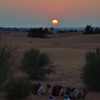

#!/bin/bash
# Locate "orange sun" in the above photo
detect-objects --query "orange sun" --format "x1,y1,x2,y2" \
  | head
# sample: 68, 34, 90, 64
52, 19, 58, 25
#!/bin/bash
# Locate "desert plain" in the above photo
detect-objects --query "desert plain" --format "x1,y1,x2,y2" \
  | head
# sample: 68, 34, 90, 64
1, 31, 100, 100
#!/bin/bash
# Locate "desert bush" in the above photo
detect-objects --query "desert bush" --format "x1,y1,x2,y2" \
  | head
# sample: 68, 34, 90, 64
82, 48, 100, 92
21, 48, 55, 79
85, 48, 100, 62
0, 41, 17, 93
5, 77, 31, 100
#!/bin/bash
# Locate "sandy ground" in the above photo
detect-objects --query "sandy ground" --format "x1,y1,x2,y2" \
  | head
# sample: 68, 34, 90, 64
1, 32, 100, 100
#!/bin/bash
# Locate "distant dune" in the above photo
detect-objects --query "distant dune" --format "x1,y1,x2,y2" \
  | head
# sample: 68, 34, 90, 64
1, 32, 100, 100
48, 32, 83, 38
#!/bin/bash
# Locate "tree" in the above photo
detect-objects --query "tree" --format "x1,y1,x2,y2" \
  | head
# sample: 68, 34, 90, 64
84, 25, 100, 35
84, 25, 94, 34
95, 27, 100, 34
44, 27, 48, 33
27, 27, 49, 38
21, 48, 55, 79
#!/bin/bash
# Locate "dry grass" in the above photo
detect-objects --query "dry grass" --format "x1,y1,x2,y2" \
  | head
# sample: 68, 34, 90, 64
1, 32, 100, 100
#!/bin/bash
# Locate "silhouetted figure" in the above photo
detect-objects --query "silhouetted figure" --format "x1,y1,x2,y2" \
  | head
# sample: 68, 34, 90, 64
52, 85, 64, 96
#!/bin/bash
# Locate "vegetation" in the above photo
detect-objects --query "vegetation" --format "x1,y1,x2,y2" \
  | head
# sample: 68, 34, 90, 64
21, 48, 55, 79
5, 77, 31, 100
84, 25, 100, 34
0, 41, 17, 93
27, 27, 52, 38
58, 29, 78, 33
82, 48, 100, 92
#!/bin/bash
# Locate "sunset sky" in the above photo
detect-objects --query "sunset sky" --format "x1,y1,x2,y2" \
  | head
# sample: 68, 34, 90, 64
0, 0, 100, 28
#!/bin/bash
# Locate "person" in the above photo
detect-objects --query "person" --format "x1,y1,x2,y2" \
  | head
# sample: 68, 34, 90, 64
69, 88, 82, 99
31, 83, 41, 94
38, 84, 51, 95
65, 87, 72, 95
82, 89, 88, 100
31, 83, 51, 95
52, 85, 64, 96
64, 95, 70, 100
49, 95, 54, 100
37, 83, 44, 95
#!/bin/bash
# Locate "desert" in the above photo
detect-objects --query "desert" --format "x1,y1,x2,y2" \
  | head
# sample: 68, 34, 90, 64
1, 32, 100, 100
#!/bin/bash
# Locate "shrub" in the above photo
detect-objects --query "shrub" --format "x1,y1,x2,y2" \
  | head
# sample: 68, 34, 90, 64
21, 48, 55, 79
0, 41, 17, 93
82, 48, 100, 92
5, 77, 31, 100
85, 48, 100, 62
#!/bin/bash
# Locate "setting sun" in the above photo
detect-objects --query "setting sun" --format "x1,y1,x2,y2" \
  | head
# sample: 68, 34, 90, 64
52, 19, 58, 25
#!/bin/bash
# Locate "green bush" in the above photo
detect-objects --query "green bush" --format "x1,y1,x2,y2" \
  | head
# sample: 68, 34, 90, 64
82, 48, 100, 92
85, 48, 100, 62
5, 77, 31, 100
21, 48, 55, 79
0, 42, 17, 93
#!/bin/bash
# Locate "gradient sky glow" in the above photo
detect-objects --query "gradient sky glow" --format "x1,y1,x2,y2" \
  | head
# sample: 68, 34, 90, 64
0, 0, 100, 28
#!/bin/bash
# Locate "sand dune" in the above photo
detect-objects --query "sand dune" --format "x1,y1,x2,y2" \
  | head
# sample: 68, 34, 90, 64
1, 32, 100, 100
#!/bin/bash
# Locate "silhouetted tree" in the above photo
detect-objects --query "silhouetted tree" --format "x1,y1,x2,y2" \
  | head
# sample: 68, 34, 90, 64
44, 27, 48, 33
27, 27, 50, 38
95, 27, 100, 33
51, 27, 53, 31
84, 25, 100, 35
84, 25, 94, 34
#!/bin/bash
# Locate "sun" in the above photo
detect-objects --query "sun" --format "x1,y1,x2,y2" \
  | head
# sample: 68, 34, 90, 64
52, 19, 58, 25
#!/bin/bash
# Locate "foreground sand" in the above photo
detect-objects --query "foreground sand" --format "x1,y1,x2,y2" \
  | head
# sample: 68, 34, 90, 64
1, 32, 100, 100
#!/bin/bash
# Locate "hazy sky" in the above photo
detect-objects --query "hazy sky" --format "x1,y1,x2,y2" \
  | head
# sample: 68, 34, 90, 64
0, 0, 100, 28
